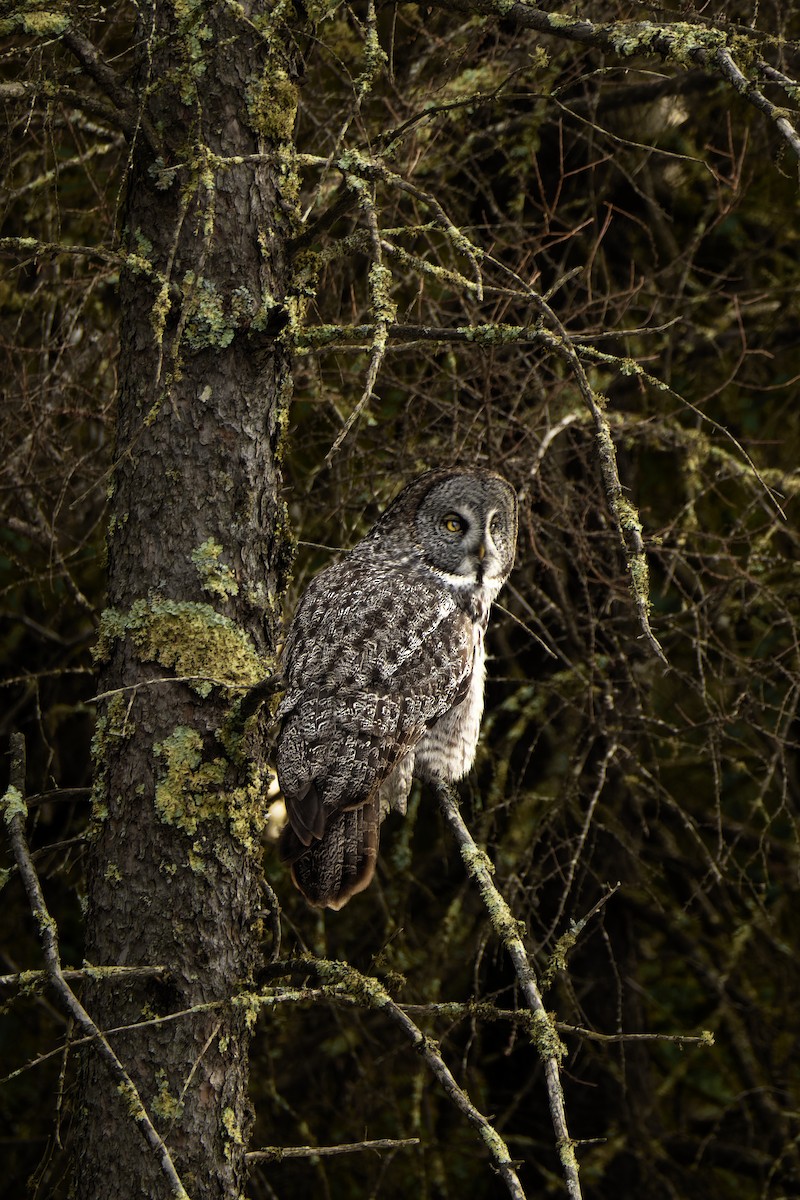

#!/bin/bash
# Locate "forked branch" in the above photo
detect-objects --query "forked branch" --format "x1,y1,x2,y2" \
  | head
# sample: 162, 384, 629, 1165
2, 734, 188, 1200
435, 781, 582, 1200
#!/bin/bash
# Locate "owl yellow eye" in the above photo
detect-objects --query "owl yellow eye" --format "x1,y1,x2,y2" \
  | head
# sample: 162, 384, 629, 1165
442, 513, 465, 534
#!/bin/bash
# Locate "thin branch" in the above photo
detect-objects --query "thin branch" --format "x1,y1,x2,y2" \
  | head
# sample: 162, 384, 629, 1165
269, 960, 528, 1200
422, 2, 800, 164
60, 27, 159, 151
0, 965, 169, 991
0, 236, 122, 267
2, 734, 189, 1200
716, 47, 800, 166
247, 1137, 420, 1162
434, 782, 582, 1200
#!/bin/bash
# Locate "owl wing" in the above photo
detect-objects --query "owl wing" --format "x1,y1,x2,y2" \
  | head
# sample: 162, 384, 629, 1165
275, 556, 474, 906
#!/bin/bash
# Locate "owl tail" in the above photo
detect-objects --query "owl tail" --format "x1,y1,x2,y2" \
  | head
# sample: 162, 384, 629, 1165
278, 797, 381, 910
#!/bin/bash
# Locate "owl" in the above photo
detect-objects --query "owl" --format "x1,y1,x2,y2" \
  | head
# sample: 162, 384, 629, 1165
276, 467, 518, 909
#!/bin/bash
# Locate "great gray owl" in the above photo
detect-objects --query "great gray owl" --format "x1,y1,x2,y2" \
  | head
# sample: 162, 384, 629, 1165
276, 467, 518, 909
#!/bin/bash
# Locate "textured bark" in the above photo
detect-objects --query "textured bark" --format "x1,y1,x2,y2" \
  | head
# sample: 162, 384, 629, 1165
76, 5, 297, 1197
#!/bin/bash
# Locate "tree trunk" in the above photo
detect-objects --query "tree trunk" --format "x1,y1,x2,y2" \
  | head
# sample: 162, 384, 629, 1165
77, 5, 298, 1196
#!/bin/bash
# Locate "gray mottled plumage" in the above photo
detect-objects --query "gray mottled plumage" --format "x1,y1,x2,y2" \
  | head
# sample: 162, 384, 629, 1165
276, 467, 518, 909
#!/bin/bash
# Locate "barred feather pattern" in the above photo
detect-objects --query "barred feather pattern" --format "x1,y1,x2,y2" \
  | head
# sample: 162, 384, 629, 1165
276, 468, 517, 909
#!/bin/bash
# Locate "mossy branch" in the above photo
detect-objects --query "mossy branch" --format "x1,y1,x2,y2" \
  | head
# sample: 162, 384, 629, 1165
434, 781, 582, 1200
2, 734, 189, 1200
267, 957, 528, 1200
423, 2, 800, 166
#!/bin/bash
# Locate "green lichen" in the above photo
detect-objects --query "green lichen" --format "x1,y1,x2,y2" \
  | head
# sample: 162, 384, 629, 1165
148, 157, 179, 191
152, 1069, 184, 1121
461, 322, 525, 346
94, 596, 267, 697
222, 1105, 244, 1159
88, 691, 136, 831
609, 19, 726, 64
232, 990, 262, 1030
153, 726, 228, 835
116, 1078, 148, 1121
367, 263, 397, 328
151, 280, 172, 345
613, 496, 652, 615
2, 785, 26, 827
188, 843, 207, 874
190, 538, 240, 599
0, 9, 69, 36
152, 726, 268, 851
222, 766, 271, 852
172, 0, 213, 105
182, 271, 235, 351
356, 17, 388, 98
104, 863, 122, 884
305, 0, 341, 19
530, 1010, 567, 1062
247, 67, 299, 144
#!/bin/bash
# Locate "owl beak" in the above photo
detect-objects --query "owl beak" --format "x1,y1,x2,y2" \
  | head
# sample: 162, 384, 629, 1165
477, 542, 486, 561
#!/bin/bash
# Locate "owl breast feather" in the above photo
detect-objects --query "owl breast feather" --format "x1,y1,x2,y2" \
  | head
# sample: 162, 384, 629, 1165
276, 555, 476, 843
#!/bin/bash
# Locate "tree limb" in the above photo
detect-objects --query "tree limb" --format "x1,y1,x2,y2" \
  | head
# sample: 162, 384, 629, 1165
60, 27, 159, 151
2, 734, 189, 1200
269, 959, 528, 1200
247, 1137, 420, 1161
422, 2, 800, 164
434, 782, 582, 1200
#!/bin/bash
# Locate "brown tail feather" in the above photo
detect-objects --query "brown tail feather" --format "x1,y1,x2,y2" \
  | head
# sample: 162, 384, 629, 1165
283, 798, 381, 910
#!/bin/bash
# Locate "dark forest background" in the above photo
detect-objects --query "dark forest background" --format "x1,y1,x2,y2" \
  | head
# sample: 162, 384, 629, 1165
2, 2, 800, 1197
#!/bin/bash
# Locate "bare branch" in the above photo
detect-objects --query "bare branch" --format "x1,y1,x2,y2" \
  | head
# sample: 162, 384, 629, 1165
247, 1137, 420, 1162
60, 27, 159, 150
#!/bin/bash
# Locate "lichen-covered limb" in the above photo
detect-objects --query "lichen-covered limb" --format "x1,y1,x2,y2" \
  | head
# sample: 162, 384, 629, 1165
716, 46, 800, 167
325, 193, 395, 464
280, 958, 528, 1200
0, 235, 125, 266
434, 782, 582, 1200
2, 734, 189, 1200
424, 1, 800, 165
0, 964, 169, 991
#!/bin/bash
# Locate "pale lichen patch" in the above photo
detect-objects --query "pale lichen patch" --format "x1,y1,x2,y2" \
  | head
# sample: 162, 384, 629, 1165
190, 538, 240, 599
94, 596, 267, 697
153, 726, 228, 835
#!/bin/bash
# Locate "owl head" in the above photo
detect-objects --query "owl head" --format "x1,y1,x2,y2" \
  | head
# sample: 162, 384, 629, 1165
368, 467, 518, 594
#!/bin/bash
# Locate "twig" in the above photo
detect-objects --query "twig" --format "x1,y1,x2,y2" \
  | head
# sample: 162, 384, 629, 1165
273, 959, 527, 1200
2, 733, 190, 1200
716, 47, 800, 167
60, 27, 159, 151
434, 782, 582, 1200
324, 171, 394, 464
542, 744, 618, 945
0, 964, 169, 990
247, 1137, 420, 1162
